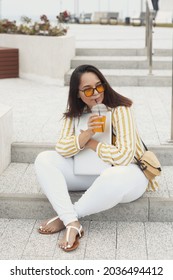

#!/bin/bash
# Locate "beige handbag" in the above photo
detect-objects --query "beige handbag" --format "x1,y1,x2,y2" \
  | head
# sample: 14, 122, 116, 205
135, 141, 162, 181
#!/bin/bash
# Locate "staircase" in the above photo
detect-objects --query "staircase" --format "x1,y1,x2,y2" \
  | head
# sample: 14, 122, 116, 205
0, 45, 173, 223
65, 47, 172, 87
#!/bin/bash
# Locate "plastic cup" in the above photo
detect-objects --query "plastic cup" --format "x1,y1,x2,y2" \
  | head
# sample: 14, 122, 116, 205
92, 115, 106, 133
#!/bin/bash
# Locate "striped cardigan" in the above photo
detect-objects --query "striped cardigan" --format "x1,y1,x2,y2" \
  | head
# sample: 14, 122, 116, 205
55, 106, 158, 191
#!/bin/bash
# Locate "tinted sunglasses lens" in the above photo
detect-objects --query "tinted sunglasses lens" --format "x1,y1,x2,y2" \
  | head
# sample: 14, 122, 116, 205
84, 88, 93, 97
96, 84, 104, 93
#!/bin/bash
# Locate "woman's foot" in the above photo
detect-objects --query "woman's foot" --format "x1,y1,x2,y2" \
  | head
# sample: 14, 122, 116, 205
58, 221, 84, 252
38, 216, 65, 234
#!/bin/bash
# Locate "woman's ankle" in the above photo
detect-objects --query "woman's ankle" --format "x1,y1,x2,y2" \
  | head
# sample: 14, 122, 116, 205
66, 220, 80, 228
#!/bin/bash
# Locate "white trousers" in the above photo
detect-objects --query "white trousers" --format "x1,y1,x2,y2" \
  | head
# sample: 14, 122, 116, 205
34, 151, 148, 226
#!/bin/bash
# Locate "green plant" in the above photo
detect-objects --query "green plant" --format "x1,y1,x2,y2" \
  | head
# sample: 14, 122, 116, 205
0, 19, 18, 33
0, 15, 68, 36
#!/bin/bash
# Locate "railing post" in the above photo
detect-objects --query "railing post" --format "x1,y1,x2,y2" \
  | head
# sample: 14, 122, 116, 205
148, 13, 153, 75
171, 35, 173, 141
0, 0, 2, 20
167, 35, 173, 143
145, 0, 153, 75
145, 1, 149, 48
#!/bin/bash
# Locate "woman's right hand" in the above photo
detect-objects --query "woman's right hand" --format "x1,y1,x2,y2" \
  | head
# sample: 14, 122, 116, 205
78, 114, 103, 150
87, 114, 103, 135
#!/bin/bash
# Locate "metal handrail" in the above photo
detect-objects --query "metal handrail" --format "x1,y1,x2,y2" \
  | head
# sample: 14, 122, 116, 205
145, 0, 154, 75
171, 35, 173, 141
145, 2, 149, 47
167, 34, 173, 143
0, 0, 2, 20
145, 2, 173, 142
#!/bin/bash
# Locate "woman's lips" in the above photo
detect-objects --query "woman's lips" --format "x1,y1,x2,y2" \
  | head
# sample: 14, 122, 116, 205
94, 97, 101, 103
91, 93, 103, 104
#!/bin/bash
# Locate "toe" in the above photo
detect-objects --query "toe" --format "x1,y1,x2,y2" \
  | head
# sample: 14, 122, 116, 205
58, 239, 67, 249
65, 244, 72, 249
39, 219, 49, 228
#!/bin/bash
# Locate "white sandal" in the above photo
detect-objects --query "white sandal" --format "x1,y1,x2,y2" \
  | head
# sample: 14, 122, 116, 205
60, 225, 84, 252
38, 216, 63, 234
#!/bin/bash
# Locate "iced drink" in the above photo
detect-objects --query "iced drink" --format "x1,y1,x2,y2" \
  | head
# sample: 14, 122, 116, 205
92, 115, 106, 133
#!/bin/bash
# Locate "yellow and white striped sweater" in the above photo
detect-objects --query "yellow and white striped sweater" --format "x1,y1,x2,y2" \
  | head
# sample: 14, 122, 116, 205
55, 106, 158, 191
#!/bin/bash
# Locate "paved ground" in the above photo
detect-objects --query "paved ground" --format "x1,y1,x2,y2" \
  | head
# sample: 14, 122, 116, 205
68, 24, 173, 49
1, 218, 173, 260
0, 79, 171, 145
0, 24, 173, 260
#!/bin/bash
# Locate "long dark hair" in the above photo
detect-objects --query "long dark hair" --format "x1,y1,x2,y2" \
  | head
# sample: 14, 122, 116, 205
64, 64, 132, 118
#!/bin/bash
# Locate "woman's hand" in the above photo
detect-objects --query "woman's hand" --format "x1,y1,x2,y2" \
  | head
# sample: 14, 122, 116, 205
78, 114, 103, 150
87, 114, 103, 134
78, 114, 102, 148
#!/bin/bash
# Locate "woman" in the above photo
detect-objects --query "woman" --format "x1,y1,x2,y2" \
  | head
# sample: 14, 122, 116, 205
35, 64, 152, 252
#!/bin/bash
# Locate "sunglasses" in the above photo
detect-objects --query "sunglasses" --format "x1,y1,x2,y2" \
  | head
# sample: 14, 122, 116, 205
79, 83, 105, 97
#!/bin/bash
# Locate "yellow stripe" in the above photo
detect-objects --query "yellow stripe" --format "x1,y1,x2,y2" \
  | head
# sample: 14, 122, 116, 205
110, 148, 130, 163
58, 137, 75, 145
112, 107, 131, 163
67, 118, 73, 136
60, 147, 78, 156
115, 107, 123, 156
117, 107, 128, 161
100, 107, 126, 163
56, 142, 76, 151
137, 136, 144, 153
100, 107, 135, 165
97, 143, 102, 157
122, 107, 135, 165
61, 118, 68, 138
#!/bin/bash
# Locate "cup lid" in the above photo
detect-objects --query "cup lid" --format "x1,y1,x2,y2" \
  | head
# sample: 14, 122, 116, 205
92, 103, 107, 112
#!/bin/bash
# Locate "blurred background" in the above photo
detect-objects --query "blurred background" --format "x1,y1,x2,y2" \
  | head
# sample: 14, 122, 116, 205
0, 0, 172, 24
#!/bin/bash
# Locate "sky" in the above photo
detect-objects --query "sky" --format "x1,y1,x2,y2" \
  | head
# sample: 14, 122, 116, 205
0, 0, 144, 20
0, 0, 172, 21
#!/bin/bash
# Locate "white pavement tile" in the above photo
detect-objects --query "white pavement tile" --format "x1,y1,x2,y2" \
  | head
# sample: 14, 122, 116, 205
163, 166, 173, 192
146, 90, 171, 144
21, 256, 53, 260
17, 164, 41, 194
0, 78, 172, 145
0, 163, 29, 193
0, 78, 68, 142
1, 219, 173, 260
145, 222, 173, 260
0, 219, 35, 259
0, 219, 10, 235
116, 222, 147, 260
84, 221, 116, 260
22, 220, 58, 258
131, 89, 161, 145
33, 115, 63, 143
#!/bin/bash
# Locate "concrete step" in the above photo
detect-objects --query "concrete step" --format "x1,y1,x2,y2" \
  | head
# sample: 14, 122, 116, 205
71, 56, 172, 69
0, 163, 173, 222
76, 48, 172, 57
11, 142, 173, 166
65, 69, 171, 87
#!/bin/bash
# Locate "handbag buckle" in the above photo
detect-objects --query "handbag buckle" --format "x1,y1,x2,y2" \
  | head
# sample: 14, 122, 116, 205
139, 162, 147, 171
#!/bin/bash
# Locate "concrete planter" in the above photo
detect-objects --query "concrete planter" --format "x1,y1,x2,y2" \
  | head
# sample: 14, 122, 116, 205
0, 34, 75, 84
0, 103, 13, 175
